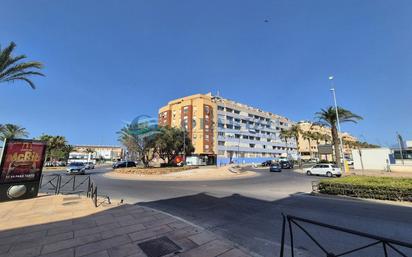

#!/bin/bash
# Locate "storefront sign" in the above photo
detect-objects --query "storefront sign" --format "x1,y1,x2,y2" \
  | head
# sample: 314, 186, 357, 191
0, 139, 47, 201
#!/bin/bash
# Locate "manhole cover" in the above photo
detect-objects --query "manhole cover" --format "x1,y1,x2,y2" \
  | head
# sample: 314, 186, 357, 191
138, 236, 182, 257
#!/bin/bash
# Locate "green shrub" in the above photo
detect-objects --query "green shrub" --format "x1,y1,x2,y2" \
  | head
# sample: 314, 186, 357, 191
317, 176, 412, 201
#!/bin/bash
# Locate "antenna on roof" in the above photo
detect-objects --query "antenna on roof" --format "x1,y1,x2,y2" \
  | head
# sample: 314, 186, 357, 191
216, 90, 220, 98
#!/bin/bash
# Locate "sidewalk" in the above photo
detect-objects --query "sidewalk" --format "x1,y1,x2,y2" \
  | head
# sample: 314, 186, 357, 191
0, 195, 252, 257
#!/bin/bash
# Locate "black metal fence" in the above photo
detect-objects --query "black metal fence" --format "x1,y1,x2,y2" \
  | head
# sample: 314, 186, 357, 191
40, 174, 110, 207
280, 214, 412, 257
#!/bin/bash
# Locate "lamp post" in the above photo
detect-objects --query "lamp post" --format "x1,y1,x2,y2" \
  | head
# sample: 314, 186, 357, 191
329, 76, 346, 172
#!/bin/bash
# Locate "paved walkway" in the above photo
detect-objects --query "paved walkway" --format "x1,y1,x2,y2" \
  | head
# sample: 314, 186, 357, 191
0, 195, 252, 257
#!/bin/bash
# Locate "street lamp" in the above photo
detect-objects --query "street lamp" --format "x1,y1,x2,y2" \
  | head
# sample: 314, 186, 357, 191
329, 76, 346, 172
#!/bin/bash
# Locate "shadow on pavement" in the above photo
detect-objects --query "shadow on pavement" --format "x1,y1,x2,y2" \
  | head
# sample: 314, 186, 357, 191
139, 192, 412, 257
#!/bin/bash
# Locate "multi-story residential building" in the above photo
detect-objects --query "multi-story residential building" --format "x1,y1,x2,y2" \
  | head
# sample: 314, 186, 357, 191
297, 121, 358, 160
158, 93, 297, 165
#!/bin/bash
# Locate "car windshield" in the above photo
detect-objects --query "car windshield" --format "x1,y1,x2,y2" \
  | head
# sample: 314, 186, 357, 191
332, 164, 339, 168
70, 163, 83, 166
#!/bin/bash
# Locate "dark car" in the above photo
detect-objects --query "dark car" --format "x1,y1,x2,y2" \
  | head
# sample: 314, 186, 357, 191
279, 160, 293, 169
269, 163, 282, 172
112, 161, 136, 169
261, 160, 273, 167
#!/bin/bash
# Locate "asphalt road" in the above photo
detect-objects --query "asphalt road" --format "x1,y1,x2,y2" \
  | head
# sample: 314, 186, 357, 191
43, 166, 412, 257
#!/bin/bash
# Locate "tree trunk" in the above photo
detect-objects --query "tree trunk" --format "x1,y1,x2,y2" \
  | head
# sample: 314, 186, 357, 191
331, 125, 341, 168
307, 139, 312, 159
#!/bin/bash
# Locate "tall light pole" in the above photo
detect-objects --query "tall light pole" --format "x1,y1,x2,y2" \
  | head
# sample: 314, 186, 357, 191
329, 76, 346, 172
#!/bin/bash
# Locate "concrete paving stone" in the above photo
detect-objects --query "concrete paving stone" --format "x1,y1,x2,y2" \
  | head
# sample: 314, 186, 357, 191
142, 216, 176, 228
5, 245, 42, 257
43, 231, 74, 245
107, 242, 143, 257
178, 240, 233, 257
42, 233, 102, 255
166, 226, 202, 242
0, 244, 10, 254
94, 214, 117, 226
115, 215, 139, 226
217, 248, 251, 257
47, 220, 97, 236
101, 223, 146, 240
128, 225, 173, 242
81, 250, 110, 257
75, 222, 120, 238
75, 234, 132, 257
2, 230, 46, 248
187, 231, 217, 246
23, 220, 72, 234
129, 215, 158, 225
38, 248, 74, 257
168, 221, 191, 230
0, 229, 25, 240
174, 238, 198, 252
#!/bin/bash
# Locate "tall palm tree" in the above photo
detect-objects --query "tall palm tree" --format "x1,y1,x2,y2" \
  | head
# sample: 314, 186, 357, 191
0, 42, 44, 89
302, 131, 314, 159
279, 129, 292, 155
310, 131, 323, 159
315, 106, 362, 167
0, 124, 29, 141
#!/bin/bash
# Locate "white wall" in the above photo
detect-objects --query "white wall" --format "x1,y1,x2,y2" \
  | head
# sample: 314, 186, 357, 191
352, 148, 391, 171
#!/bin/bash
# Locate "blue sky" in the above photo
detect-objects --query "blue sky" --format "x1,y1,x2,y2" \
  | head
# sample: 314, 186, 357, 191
1, 0, 411, 146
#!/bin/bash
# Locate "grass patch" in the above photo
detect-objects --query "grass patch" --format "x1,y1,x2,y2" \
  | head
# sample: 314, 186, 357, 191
115, 166, 198, 175
318, 176, 412, 201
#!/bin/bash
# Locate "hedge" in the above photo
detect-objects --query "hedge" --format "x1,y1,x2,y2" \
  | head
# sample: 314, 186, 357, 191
317, 176, 412, 202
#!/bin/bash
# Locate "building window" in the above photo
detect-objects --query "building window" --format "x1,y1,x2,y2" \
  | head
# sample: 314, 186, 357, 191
218, 141, 225, 146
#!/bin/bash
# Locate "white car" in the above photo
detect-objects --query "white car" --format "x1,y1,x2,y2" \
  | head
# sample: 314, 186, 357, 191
306, 164, 342, 177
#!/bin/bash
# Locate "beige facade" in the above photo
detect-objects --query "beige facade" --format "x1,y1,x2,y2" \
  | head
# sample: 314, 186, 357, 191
159, 93, 298, 164
158, 93, 217, 156
297, 121, 357, 160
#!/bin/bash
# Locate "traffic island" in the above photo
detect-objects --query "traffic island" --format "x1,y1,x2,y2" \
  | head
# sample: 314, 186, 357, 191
114, 166, 199, 175
106, 166, 259, 181
314, 176, 412, 202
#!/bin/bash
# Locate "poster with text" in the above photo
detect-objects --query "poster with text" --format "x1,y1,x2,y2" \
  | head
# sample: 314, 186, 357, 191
0, 139, 47, 184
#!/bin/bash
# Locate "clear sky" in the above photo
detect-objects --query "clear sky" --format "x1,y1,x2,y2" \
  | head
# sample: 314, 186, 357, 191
1, 0, 411, 147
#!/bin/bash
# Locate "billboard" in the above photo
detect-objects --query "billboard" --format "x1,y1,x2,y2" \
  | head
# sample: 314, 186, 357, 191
0, 139, 47, 201
318, 144, 333, 155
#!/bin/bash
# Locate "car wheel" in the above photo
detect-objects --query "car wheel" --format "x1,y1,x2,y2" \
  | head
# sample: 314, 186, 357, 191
306, 171, 311, 176
326, 171, 332, 177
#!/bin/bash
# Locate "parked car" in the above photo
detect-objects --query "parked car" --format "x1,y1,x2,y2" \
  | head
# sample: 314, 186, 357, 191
261, 160, 273, 167
306, 164, 342, 177
66, 162, 86, 175
269, 163, 282, 172
279, 160, 293, 169
112, 161, 136, 169
85, 162, 95, 169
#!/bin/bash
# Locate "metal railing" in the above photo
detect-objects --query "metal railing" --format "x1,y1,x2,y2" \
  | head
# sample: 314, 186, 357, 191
280, 214, 412, 257
40, 174, 110, 207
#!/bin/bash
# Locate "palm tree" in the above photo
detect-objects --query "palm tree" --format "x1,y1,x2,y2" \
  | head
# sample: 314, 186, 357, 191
0, 124, 29, 141
310, 131, 323, 159
279, 129, 292, 155
302, 131, 314, 159
0, 42, 44, 89
315, 107, 362, 167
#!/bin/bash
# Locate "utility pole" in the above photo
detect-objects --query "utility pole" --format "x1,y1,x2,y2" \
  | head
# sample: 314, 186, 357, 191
329, 76, 346, 172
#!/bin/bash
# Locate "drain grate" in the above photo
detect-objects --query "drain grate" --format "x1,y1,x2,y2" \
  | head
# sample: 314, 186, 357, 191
138, 236, 182, 257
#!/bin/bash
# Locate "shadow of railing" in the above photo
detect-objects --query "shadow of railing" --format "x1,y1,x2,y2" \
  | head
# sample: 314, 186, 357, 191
280, 214, 412, 257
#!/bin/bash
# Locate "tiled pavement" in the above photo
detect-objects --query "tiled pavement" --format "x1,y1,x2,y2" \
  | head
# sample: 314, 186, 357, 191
0, 195, 253, 257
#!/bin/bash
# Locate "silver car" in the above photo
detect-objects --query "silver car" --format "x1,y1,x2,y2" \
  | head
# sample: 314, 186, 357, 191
66, 162, 86, 175
85, 162, 95, 169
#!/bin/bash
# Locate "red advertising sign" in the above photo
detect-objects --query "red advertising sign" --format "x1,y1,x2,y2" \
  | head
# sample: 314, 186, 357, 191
0, 139, 47, 183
